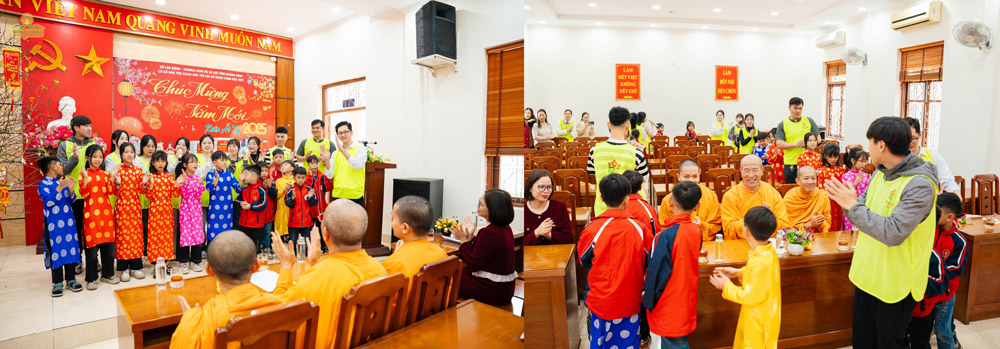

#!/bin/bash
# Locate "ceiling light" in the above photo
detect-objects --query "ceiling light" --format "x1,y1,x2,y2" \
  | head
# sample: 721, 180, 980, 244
650, 23, 657, 27
331, 6, 342, 13
858, 7, 867, 11
702, 25, 709, 29
588, 3, 597, 7
539, 20, 546, 24
771, 11, 779, 16
824, 21, 832, 25
154, 0, 166, 5
752, 28, 759, 31
596, 22, 603, 26
524, 5, 530, 10
713, 8, 722, 13
230, 14, 239, 21
287, 27, 295, 33
652, 5, 661, 10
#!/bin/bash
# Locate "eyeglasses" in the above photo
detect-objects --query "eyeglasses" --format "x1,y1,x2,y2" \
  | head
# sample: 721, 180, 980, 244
535, 185, 553, 192
337, 131, 351, 135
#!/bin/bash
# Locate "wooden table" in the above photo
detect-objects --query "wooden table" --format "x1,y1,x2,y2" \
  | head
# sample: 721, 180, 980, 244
954, 216, 1000, 323
523, 244, 579, 349
359, 299, 524, 348
690, 232, 856, 348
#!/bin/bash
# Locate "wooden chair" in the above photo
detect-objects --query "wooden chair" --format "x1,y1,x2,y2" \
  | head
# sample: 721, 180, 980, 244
695, 135, 711, 144
550, 190, 578, 239
214, 300, 320, 349
594, 136, 609, 142
666, 155, 694, 171
955, 175, 972, 214
575, 137, 592, 145
532, 156, 560, 175
777, 184, 797, 197
762, 165, 775, 187
539, 148, 565, 163
649, 140, 668, 155
652, 135, 669, 143
662, 146, 683, 158
405, 256, 462, 326
664, 169, 679, 187
563, 141, 584, 152
554, 169, 590, 208
684, 147, 705, 158
708, 168, 737, 182
696, 154, 721, 167
524, 148, 538, 170
535, 141, 556, 150
971, 174, 999, 216
673, 135, 687, 144
570, 146, 591, 158
675, 140, 695, 148
820, 140, 840, 148
862, 163, 876, 176
335, 273, 408, 349
846, 144, 864, 151
706, 140, 724, 152
553, 137, 567, 147
566, 155, 589, 171
730, 153, 749, 180
712, 174, 733, 201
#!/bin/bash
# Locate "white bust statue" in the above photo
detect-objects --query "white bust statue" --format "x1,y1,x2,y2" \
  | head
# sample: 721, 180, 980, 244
47, 96, 76, 130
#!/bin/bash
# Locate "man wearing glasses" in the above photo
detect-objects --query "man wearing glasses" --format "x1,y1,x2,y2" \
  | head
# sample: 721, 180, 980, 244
329, 121, 367, 207
720, 155, 790, 239
902, 117, 958, 194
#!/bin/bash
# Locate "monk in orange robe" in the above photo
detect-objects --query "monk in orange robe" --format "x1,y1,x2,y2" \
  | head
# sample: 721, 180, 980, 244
271, 199, 387, 349
721, 155, 789, 239
659, 160, 722, 241
383, 196, 448, 278
782, 166, 832, 234
170, 230, 283, 349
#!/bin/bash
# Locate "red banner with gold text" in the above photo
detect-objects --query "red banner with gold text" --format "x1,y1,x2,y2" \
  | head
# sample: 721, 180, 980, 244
112, 58, 276, 148
615, 64, 640, 100
716, 65, 738, 101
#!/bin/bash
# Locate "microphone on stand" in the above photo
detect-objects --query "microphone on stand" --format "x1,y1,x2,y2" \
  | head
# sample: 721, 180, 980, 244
361, 140, 377, 146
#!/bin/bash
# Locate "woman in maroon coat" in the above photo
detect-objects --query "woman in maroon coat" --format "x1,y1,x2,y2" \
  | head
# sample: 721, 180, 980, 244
454, 189, 517, 306
524, 169, 573, 245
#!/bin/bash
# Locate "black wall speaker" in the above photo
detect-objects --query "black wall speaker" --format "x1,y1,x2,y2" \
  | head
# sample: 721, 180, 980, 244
391, 178, 444, 242
416, 1, 457, 60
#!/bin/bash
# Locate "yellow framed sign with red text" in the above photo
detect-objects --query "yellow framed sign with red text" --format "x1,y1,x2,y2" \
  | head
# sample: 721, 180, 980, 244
615, 64, 640, 100
715, 65, 738, 101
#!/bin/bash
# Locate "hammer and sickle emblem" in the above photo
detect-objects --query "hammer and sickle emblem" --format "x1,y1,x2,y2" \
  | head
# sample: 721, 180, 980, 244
25, 39, 66, 72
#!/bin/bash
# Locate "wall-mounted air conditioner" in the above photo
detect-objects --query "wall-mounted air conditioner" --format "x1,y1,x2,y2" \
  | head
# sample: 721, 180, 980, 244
815, 31, 846, 48
890, 1, 942, 31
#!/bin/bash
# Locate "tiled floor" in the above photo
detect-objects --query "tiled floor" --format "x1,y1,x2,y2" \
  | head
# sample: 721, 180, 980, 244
576, 303, 1000, 349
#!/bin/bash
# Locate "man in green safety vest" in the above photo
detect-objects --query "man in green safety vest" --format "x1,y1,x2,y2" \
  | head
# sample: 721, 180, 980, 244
587, 106, 649, 216
329, 121, 367, 207
774, 97, 818, 184
57, 115, 97, 272
296, 120, 336, 172
826, 116, 939, 349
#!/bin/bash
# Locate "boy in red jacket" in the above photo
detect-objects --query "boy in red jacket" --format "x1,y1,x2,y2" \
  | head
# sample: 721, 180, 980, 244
305, 155, 333, 227
643, 181, 702, 348
285, 167, 319, 244
237, 165, 269, 251
578, 173, 652, 349
906, 192, 968, 349
623, 169, 658, 346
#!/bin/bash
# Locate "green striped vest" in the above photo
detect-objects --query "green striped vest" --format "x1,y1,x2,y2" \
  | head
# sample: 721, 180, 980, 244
592, 141, 644, 215
782, 117, 812, 165
64, 139, 96, 198
559, 120, 574, 142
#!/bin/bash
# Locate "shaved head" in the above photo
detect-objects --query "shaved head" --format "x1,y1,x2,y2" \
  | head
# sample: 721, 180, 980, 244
741, 154, 763, 168
678, 160, 701, 184
740, 155, 763, 191
323, 199, 368, 247
797, 166, 818, 192
797, 166, 816, 178
207, 230, 257, 282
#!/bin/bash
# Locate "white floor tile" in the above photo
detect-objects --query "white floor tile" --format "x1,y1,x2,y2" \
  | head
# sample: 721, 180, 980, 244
0, 305, 53, 341
0, 330, 52, 348
52, 283, 119, 329
0, 287, 54, 315
0, 272, 51, 295
53, 318, 118, 349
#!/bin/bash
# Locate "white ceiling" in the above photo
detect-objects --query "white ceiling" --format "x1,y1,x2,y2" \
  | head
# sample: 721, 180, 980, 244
99, 0, 427, 39
525, 0, 914, 33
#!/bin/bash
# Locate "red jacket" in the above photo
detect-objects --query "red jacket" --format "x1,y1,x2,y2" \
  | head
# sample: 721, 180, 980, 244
307, 172, 332, 219
913, 222, 969, 317
643, 215, 701, 337
625, 194, 660, 233
238, 182, 268, 228
578, 209, 652, 320
285, 183, 319, 228
263, 182, 276, 223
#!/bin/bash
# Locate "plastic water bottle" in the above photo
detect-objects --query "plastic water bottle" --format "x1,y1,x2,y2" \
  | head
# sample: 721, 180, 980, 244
296, 237, 307, 262
714, 234, 725, 263
154, 257, 167, 290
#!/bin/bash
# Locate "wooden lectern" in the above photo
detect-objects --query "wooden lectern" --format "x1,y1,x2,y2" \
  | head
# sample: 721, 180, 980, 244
362, 162, 396, 256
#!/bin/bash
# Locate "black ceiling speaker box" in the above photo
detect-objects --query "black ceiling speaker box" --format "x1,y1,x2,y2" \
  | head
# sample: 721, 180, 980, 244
416, 1, 457, 60
391, 178, 444, 242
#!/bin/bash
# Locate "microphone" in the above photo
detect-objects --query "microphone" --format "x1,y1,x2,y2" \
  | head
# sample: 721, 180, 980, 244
361, 140, 377, 146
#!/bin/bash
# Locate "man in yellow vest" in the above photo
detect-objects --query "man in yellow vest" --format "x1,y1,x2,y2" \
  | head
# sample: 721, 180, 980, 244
902, 117, 959, 194
57, 115, 96, 273
587, 106, 649, 215
266, 126, 294, 166
826, 117, 939, 349
774, 97, 818, 184
296, 119, 336, 171
329, 121, 367, 207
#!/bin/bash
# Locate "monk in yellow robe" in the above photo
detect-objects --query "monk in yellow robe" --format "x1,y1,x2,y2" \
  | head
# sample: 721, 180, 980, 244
170, 230, 283, 349
782, 166, 832, 234
721, 155, 789, 239
659, 159, 722, 241
271, 199, 388, 349
383, 196, 448, 278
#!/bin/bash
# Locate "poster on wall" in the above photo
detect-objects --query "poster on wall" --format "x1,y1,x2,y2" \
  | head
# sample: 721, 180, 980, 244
112, 58, 276, 149
615, 64, 640, 100
715, 65, 738, 101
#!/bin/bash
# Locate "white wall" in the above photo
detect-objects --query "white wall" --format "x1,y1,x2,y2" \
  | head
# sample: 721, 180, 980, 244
815, 0, 1000, 178
295, 0, 525, 239
525, 26, 826, 138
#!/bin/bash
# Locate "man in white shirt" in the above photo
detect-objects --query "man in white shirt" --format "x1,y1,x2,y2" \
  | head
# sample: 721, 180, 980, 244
903, 117, 959, 193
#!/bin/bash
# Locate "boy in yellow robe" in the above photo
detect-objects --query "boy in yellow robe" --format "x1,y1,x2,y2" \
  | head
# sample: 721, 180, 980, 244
782, 166, 832, 234
721, 155, 789, 239
658, 160, 722, 241
383, 196, 448, 278
170, 230, 283, 349
271, 199, 387, 348
710, 206, 782, 349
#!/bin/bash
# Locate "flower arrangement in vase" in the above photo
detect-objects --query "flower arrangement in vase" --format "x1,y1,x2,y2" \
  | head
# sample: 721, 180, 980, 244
433, 217, 460, 246
24, 125, 107, 156
780, 227, 814, 256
